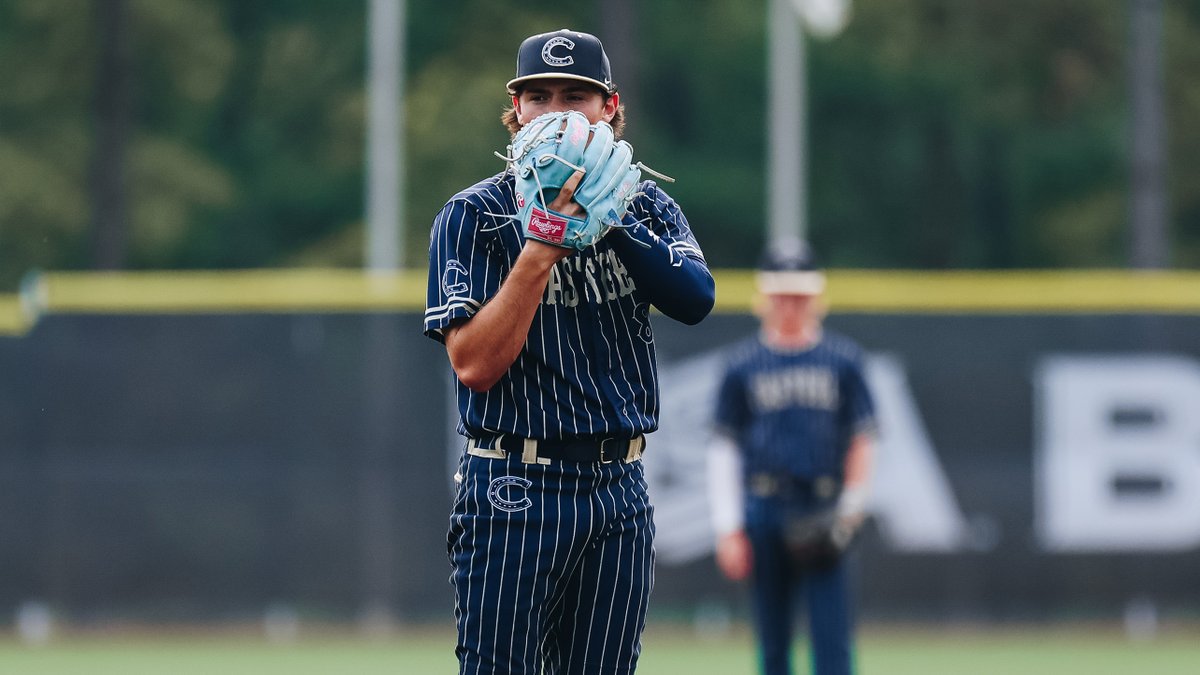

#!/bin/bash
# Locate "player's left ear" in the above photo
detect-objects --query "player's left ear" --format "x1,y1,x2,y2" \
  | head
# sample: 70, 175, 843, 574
601, 92, 619, 124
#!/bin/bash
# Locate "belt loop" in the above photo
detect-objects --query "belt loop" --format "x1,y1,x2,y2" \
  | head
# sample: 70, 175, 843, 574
467, 438, 507, 460
749, 473, 777, 497
522, 437, 549, 465
623, 435, 645, 463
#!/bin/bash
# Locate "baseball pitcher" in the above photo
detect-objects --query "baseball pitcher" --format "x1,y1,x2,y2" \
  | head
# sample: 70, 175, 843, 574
424, 28, 715, 675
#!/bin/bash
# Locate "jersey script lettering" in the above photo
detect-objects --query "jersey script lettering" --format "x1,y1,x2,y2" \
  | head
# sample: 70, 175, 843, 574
544, 249, 637, 307
751, 365, 838, 412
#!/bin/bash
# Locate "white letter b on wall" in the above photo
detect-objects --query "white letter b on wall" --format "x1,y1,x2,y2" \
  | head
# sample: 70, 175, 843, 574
1037, 355, 1200, 551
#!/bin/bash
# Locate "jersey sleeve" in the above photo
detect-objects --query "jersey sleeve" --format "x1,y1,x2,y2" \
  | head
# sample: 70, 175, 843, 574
635, 182, 707, 264
423, 198, 498, 343
712, 358, 750, 441
609, 182, 715, 325
840, 351, 878, 438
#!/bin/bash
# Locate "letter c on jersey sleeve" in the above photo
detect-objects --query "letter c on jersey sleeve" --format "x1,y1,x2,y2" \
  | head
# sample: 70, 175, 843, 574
442, 259, 470, 297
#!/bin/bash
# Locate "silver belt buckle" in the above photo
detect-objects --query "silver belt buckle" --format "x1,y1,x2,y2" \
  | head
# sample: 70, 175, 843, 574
599, 438, 617, 464
749, 473, 778, 497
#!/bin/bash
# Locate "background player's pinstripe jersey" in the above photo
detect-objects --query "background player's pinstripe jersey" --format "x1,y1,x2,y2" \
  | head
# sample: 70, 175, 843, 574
713, 330, 876, 479
424, 170, 708, 441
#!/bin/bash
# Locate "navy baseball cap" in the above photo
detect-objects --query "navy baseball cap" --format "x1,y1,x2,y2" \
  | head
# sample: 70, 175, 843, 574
506, 29, 615, 95
756, 239, 826, 295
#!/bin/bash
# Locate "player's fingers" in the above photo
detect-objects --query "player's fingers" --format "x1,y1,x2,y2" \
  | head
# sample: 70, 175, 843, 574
716, 533, 752, 581
735, 553, 752, 581
718, 546, 751, 581
559, 169, 585, 200
547, 169, 586, 216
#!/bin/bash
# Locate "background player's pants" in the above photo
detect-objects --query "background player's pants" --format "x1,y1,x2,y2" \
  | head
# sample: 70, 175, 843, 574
745, 495, 855, 675
448, 451, 655, 675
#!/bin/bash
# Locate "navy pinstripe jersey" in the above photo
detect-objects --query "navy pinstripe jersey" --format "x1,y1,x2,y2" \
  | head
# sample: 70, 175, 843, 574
424, 170, 708, 441
713, 330, 876, 479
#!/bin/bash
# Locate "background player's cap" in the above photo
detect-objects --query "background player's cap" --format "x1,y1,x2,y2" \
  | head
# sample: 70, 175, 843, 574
506, 29, 615, 95
757, 238, 826, 295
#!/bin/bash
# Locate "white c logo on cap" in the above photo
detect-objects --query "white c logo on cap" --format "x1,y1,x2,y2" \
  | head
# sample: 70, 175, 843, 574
541, 36, 575, 67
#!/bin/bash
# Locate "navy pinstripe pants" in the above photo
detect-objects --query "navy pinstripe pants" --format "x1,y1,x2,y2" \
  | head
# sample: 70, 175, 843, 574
448, 451, 655, 675
745, 495, 854, 675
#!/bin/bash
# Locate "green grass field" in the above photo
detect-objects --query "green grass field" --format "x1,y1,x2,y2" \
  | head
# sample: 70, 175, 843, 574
1, 624, 1197, 674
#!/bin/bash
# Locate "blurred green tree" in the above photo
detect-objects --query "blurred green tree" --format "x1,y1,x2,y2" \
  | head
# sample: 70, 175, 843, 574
804, 0, 1129, 268
0, 0, 238, 284
1, 0, 1198, 290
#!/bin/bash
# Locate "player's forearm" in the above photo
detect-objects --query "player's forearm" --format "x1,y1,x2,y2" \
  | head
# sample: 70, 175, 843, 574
446, 243, 566, 392
706, 434, 745, 535
839, 433, 874, 515
608, 224, 715, 324
843, 433, 873, 489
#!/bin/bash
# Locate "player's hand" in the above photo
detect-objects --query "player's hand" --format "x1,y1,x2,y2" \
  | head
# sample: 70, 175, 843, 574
509, 112, 611, 249
520, 169, 583, 262
832, 485, 868, 551
831, 512, 864, 551
547, 169, 586, 218
716, 530, 752, 581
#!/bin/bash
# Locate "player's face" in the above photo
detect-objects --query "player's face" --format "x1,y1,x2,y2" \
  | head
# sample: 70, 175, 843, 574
765, 293, 821, 335
513, 80, 618, 126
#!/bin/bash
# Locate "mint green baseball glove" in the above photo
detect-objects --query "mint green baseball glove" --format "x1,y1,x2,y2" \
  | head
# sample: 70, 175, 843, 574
500, 111, 672, 250
505, 111, 607, 249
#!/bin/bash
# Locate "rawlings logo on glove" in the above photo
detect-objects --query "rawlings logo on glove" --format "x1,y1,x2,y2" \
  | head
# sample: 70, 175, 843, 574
495, 110, 673, 251
527, 207, 568, 244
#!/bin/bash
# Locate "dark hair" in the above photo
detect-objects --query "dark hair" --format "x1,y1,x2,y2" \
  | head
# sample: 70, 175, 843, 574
501, 96, 626, 139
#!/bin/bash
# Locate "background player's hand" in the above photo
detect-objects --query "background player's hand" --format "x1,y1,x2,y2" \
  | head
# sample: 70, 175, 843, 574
831, 484, 868, 550
716, 530, 752, 581
831, 512, 865, 551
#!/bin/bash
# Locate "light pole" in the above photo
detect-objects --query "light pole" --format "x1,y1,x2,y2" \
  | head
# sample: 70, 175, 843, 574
360, 0, 406, 635
1129, 0, 1168, 269
767, 0, 850, 248
365, 0, 406, 272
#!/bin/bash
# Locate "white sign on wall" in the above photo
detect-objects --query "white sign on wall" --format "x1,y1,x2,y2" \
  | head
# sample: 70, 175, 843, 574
1036, 355, 1200, 551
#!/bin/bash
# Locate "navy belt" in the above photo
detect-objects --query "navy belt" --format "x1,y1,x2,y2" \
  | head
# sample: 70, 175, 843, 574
467, 435, 646, 464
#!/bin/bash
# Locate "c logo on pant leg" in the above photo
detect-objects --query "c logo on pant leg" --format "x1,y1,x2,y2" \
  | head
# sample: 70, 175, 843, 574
487, 476, 533, 513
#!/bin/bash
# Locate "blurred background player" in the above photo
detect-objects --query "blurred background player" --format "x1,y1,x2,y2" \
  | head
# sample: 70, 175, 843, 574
424, 28, 715, 674
706, 239, 876, 675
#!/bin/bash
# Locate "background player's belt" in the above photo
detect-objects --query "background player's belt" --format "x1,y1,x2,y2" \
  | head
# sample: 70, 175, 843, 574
748, 473, 840, 501
467, 435, 645, 464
